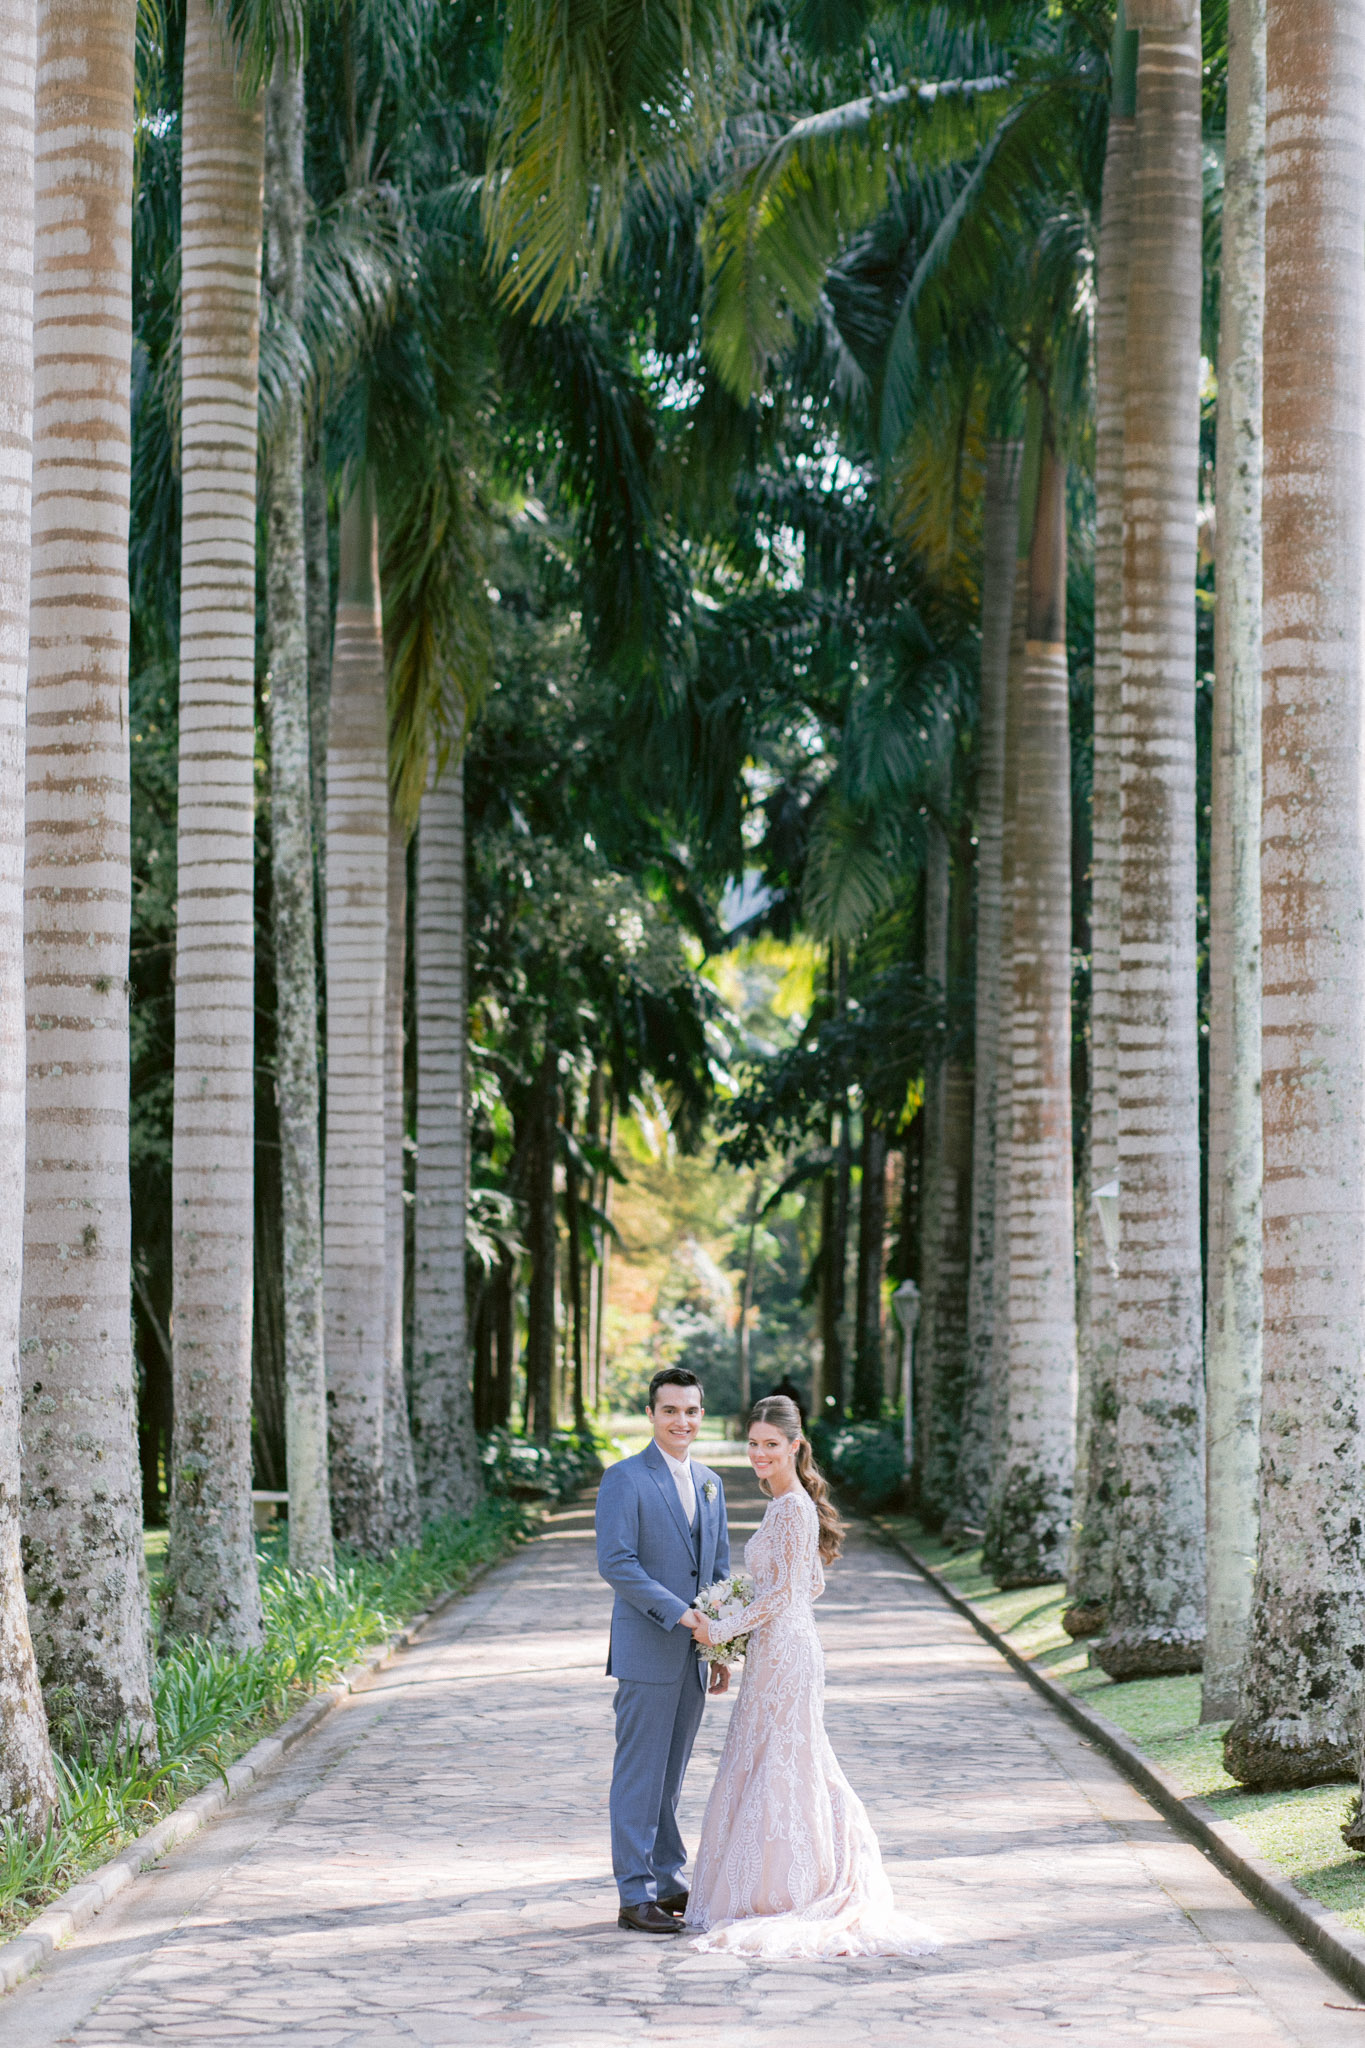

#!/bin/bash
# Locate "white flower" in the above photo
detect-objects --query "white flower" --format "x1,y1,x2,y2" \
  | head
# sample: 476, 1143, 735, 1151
703, 1479, 717, 1502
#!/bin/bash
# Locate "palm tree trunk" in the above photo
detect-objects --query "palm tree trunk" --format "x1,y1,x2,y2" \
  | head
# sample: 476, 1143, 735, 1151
988, 552, 1031, 1486
383, 808, 419, 1544
852, 1122, 887, 1422
523, 1053, 558, 1442
1066, 13, 1138, 1638
166, 0, 264, 1645
1094, 0, 1205, 1679
494, 1251, 515, 1428
1228, 0, 1365, 1791
595, 1089, 614, 1409
737, 1173, 762, 1415
411, 749, 481, 1515
1202, 0, 1265, 1725
984, 439, 1077, 1587
913, 800, 949, 1491
264, 52, 332, 1581
20, 0, 155, 1745
0, 0, 59, 1827
564, 1127, 587, 1434
305, 435, 330, 889
323, 474, 388, 1550
953, 437, 1022, 1535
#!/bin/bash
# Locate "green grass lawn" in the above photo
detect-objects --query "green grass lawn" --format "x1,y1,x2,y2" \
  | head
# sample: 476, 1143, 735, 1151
883, 1514, 1365, 1935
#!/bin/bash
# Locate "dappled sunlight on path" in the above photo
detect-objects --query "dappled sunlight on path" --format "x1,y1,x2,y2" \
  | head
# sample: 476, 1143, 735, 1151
5, 1466, 1364, 2047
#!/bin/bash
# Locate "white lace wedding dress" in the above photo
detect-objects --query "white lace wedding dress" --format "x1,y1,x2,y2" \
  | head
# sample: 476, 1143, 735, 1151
687, 1485, 937, 1959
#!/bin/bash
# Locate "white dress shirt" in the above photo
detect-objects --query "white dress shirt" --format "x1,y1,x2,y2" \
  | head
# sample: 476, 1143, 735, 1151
658, 1443, 697, 1526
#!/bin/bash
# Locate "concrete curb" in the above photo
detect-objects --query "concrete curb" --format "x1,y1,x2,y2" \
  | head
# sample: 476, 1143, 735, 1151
880, 1520, 1365, 2005
0, 1545, 516, 1998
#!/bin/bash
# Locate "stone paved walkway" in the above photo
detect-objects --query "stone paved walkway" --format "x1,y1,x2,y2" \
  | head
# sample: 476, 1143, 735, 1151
7, 1450, 1365, 2048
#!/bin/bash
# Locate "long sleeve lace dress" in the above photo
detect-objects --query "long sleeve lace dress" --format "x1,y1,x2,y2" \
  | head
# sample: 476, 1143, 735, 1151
687, 1485, 937, 1959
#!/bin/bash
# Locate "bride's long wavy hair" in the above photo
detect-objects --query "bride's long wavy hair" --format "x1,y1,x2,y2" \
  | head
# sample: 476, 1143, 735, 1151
749, 1396, 844, 1565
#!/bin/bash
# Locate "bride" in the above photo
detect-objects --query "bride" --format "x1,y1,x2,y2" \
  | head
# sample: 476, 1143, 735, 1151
684, 1395, 937, 1959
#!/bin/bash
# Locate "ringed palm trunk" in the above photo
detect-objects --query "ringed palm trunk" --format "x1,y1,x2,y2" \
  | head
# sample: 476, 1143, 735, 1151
323, 474, 388, 1549
852, 1121, 887, 1422
412, 749, 481, 1515
1094, 0, 1206, 1680
983, 440, 1077, 1587
1202, 0, 1265, 1724
166, 0, 264, 1645
20, 0, 154, 1744
1066, 15, 1137, 1639
523, 1051, 558, 1443
1228, 0, 1365, 1790
264, 54, 332, 1580
0, 0, 58, 1826
952, 437, 1022, 1535
384, 809, 419, 1544
988, 553, 1030, 1482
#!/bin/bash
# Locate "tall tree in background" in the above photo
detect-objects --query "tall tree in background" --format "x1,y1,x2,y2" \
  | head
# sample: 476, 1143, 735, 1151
1096, 0, 1206, 1680
324, 474, 389, 1548
383, 810, 419, 1544
1203, 0, 1265, 1724
984, 432, 1076, 1586
412, 749, 481, 1514
954, 436, 1021, 1536
20, 0, 155, 1745
166, 0, 265, 1646
264, 49, 333, 1580
1230, 0, 1365, 1791
0, 0, 59, 1826
1066, 9, 1137, 1638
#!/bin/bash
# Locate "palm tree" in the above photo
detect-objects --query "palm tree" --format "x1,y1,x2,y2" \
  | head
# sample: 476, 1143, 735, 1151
166, 0, 265, 1646
19, 0, 156, 1745
953, 436, 1021, 1537
264, 50, 333, 1580
0, 0, 59, 1827
323, 473, 389, 1549
1202, 0, 1265, 1725
411, 749, 482, 1515
383, 808, 420, 1544
1228, 0, 1365, 1792
1066, 8, 1137, 1639
984, 432, 1077, 1587
1093, 0, 1205, 1681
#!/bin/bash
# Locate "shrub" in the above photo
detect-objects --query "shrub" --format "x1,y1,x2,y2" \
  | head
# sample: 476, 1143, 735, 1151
480, 1427, 603, 1502
811, 1421, 906, 1513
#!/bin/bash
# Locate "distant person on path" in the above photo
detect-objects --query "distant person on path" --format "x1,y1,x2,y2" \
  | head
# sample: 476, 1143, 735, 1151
684, 1395, 937, 1959
595, 1367, 731, 1936
765, 1373, 807, 1429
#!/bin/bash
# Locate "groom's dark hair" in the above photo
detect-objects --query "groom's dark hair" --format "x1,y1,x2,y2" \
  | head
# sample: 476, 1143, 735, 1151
647, 1367, 703, 1410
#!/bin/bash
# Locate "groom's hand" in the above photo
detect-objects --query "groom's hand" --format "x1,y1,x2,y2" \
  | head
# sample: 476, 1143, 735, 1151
708, 1663, 730, 1695
679, 1609, 703, 1632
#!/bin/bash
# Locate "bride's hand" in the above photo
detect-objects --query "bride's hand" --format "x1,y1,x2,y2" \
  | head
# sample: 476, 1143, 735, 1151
691, 1614, 715, 1647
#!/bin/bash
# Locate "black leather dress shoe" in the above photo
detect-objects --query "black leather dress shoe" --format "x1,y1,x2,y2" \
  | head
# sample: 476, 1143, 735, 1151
617, 1902, 683, 1935
657, 1890, 688, 1916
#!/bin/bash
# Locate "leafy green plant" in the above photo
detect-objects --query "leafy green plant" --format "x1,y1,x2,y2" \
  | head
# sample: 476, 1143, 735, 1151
480, 1427, 603, 1503
812, 1421, 907, 1512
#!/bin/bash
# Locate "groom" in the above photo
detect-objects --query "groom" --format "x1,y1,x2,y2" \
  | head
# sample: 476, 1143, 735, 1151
595, 1367, 730, 1934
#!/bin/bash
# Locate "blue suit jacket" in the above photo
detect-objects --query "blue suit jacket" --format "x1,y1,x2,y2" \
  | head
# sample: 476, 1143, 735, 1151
595, 1441, 731, 1685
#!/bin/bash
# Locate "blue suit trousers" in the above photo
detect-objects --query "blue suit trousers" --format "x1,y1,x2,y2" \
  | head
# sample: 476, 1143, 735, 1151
610, 1670, 706, 1904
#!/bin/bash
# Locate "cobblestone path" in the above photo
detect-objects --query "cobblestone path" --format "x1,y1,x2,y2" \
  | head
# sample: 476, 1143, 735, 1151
7, 1451, 1365, 2047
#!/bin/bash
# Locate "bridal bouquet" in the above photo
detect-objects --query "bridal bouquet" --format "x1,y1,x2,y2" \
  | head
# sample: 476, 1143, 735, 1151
694, 1574, 756, 1667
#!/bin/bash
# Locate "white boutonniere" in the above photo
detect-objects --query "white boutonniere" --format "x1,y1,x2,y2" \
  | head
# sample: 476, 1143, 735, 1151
703, 1479, 717, 1503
